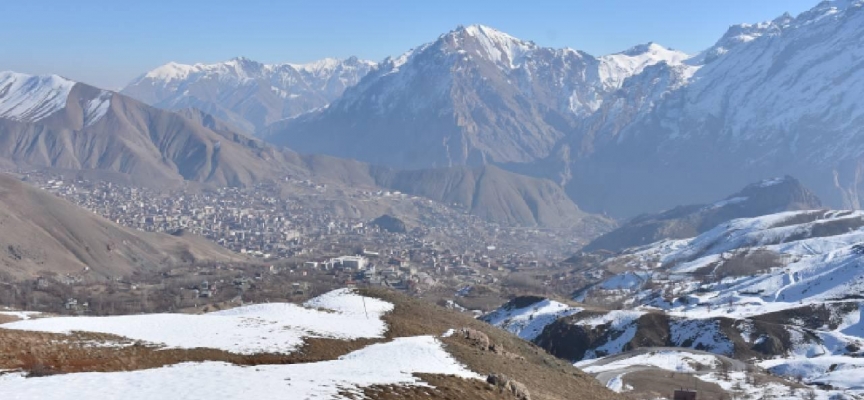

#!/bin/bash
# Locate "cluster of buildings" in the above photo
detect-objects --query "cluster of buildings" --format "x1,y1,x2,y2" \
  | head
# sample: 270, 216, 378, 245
17, 171, 589, 298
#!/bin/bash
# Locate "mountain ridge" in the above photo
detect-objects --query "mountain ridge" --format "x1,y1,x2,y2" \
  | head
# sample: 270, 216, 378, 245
121, 56, 375, 133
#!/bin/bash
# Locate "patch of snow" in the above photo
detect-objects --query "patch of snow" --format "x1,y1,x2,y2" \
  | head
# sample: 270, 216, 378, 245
605, 373, 625, 392
580, 350, 718, 374
83, 91, 111, 126
0, 335, 480, 400
482, 298, 581, 341
598, 43, 691, 88
2, 289, 392, 355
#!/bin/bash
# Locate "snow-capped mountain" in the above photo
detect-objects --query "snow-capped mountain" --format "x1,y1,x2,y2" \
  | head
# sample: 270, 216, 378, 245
597, 42, 691, 89
0, 71, 298, 187
566, 0, 864, 217
121, 56, 375, 133
0, 71, 111, 127
264, 24, 688, 168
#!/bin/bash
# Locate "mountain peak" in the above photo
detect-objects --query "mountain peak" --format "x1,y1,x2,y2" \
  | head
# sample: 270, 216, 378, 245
0, 71, 77, 122
440, 24, 535, 68
598, 43, 691, 88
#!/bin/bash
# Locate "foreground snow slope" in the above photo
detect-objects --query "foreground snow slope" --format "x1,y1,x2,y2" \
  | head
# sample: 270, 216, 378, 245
481, 298, 582, 341
2, 289, 392, 355
563, 209, 864, 395
0, 335, 479, 400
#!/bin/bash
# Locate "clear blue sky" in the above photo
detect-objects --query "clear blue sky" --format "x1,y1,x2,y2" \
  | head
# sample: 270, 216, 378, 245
1, 0, 818, 89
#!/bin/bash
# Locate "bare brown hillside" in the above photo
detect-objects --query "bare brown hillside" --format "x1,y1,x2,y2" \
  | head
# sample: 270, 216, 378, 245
0, 173, 243, 280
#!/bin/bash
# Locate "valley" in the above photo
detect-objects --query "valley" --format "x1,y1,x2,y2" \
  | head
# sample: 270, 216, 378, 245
2, 0, 864, 399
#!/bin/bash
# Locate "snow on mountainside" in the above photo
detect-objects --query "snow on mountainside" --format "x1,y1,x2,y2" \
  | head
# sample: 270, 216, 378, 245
266, 24, 687, 168
481, 297, 582, 340
568, 208, 864, 395
598, 43, 691, 89
0, 71, 77, 122
582, 176, 823, 252
121, 56, 375, 133
0, 71, 115, 129
566, 0, 864, 217
483, 205, 864, 397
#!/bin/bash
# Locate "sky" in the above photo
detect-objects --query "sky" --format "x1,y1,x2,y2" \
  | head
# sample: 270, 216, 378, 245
0, 0, 818, 89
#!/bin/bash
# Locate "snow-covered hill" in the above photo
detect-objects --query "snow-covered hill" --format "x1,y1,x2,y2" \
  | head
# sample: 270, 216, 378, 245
4, 288, 393, 354
485, 205, 864, 397
122, 56, 375, 133
0, 289, 481, 399
0, 288, 622, 400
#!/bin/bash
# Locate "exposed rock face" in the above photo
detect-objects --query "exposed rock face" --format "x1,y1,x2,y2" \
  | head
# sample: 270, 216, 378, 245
563, 0, 864, 217
583, 176, 823, 252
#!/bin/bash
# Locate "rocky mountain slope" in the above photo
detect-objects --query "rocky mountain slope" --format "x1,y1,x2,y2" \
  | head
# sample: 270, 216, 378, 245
583, 176, 823, 252
370, 165, 599, 228
259, 1, 864, 220
0, 71, 296, 188
0, 173, 242, 280
121, 57, 375, 133
565, 0, 864, 216
264, 25, 687, 168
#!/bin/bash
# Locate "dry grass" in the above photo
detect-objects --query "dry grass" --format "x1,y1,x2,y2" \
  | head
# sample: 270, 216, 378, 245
362, 288, 623, 400
0, 329, 380, 375
358, 374, 518, 400
0, 288, 623, 399
0, 314, 21, 324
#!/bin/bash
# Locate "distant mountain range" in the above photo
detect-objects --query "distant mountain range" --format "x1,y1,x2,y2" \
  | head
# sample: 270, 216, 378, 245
0, 71, 593, 228
121, 57, 375, 133
262, 25, 689, 169
8, 0, 863, 223
216, 0, 864, 219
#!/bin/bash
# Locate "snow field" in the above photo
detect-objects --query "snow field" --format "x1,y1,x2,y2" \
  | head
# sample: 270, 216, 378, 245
0, 336, 480, 400
2, 288, 393, 355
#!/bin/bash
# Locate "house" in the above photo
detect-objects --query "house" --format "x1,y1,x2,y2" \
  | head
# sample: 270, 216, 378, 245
327, 256, 367, 271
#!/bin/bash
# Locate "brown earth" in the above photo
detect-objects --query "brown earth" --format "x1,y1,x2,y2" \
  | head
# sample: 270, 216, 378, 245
0, 288, 623, 399
0, 173, 245, 280
363, 288, 623, 400
0, 328, 381, 375
357, 374, 519, 400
